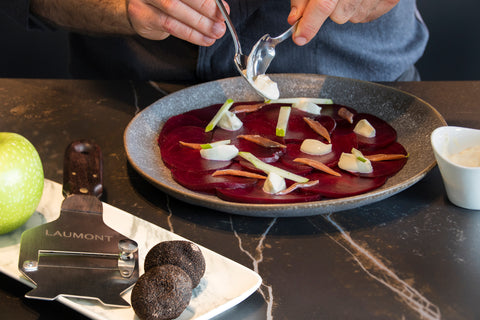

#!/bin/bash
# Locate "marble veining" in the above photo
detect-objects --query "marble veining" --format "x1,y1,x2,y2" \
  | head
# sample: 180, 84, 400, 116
230, 217, 277, 320
130, 80, 141, 115
309, 214, 441, 320
165, 195, 175, 233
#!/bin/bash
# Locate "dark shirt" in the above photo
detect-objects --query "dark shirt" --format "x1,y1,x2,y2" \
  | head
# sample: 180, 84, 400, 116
2, 0, 428, 83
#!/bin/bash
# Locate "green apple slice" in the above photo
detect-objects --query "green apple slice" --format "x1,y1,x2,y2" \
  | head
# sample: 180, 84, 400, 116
276, 106, 291, 137
205, 99, 234, 132
238, 152, 308, 183
200, 139, 231, 149
269, 97, 333, 105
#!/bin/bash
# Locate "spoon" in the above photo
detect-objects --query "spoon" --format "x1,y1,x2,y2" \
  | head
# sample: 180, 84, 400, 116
246, 21, 299, 80
214, 0, 248, 78
214, 0, 279, 99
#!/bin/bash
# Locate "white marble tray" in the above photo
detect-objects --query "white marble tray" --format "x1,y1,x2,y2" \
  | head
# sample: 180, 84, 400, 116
0, 179, 262, 320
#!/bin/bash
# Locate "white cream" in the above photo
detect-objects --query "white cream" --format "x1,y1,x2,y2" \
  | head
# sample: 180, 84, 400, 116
338, 148, 373, 174
292, 99, 322, 115
263, 172, 286, 194
218, 111, 243, 131
200, 145, 239, 161
253, 75, 280, 100
449, 145, 480, 167
354, 119, 376, 138
300, 139, 332, 155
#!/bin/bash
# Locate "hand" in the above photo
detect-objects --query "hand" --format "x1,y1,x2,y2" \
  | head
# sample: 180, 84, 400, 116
288, 0, 400, 46
126, 0, 229, 46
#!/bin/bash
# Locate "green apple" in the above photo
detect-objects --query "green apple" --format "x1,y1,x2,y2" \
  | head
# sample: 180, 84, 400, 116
0, 133, 44, 235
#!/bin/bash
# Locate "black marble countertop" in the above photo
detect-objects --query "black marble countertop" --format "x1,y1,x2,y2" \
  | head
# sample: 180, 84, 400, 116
1, 79, 479, 320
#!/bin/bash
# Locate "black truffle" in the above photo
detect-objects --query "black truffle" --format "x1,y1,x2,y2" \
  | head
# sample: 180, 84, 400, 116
144, 240, 206, 288
131, 265, 192, 320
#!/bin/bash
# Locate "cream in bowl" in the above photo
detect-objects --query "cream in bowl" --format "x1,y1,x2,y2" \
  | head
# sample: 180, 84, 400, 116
431, 126, 480, 210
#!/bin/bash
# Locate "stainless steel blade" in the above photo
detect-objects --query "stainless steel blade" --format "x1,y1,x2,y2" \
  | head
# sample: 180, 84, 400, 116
18, 140, 139, 307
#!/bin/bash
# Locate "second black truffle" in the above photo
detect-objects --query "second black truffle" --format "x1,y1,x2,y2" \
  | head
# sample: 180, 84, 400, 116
131, 264, 192, 320
144, 240, 206, 288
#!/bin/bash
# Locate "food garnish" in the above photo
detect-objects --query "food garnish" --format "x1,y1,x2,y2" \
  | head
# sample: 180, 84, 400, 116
159, 98, 408, 204
200, 144, 239, 161
252, 75, 280, 100
303, 117, 331, 143
180, 139, 231, 150
231, 102, 266, 114
276, 106, 291, 137
293, 158, 341, 177
263, 172, 286, 194
338, 107, 354, 123
277, 180, 320, 195
338, 148, 373, 174
354, 119, 376, 138
270, 97, 333, 105
365, 153, 409, 161
300, 139, 332, 156
292, 100, 322, 115
212, 169, 267, 179
238, 135, 286, 148
218, 111, 243, 131
205, 99, 234, 132
239, 151, 309, 183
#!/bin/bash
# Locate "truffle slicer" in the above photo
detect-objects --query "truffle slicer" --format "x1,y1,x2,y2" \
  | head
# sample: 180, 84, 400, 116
18, 140, 139, 307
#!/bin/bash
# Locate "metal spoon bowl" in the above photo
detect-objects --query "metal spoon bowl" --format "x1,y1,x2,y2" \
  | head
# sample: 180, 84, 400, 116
246, 22, 299, 80
215, 0, 281, 99
214, 0, 298, 99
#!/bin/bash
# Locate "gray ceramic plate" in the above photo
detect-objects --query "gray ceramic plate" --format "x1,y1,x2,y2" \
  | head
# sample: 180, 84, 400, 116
124, 74, 446, 217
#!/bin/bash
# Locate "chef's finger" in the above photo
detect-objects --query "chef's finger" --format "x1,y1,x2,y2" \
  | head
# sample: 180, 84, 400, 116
358, 0, 399, 23
289, 0, 339, 46
181, 0, 230, 22
147, 0, 226, 39
127, 0, 223, 45
329, 0, 363, 24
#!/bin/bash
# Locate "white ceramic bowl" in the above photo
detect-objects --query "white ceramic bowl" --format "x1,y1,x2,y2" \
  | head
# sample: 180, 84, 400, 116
431, 126, 480, 210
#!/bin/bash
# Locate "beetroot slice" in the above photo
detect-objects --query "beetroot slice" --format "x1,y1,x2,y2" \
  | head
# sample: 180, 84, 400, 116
182, 104, 223, 124
160, 126, 230, 172
241, 113, 277, 136
182, 101, 264, 124
242, 103, 283, 123
281, 131, 358, 170
306, 171, 387, 198
159, 126, 212, 152
171, 164, 258, 194
320, 104, 358, 123
284, 112, 336, 143
281, 143, 338, 169
235, 139, 284, 163
352, 142, 408, 178
216, 184, 322, 204
241, 104, 336, 142
162, 143, 232, 172
157, 100, 409, 205
212, 128, 285, 163
353, 113, 397, 149
160, 114, 204, 137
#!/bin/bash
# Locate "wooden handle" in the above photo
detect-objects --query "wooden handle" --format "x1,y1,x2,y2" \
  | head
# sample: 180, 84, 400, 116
63, 140, 103, 198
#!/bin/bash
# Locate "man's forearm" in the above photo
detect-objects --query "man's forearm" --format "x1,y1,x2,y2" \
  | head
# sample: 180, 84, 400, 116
30, 0, 135, 35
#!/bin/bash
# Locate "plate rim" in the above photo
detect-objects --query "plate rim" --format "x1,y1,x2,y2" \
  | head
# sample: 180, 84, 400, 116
124, 74, 447, 217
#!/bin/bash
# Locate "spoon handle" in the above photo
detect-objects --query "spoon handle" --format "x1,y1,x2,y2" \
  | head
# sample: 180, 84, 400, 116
272, 21, 299, 45
214, 0, 243, 55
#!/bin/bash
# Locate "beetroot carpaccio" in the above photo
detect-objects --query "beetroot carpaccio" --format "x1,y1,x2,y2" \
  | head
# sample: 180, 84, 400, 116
158, 101, 408, 204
